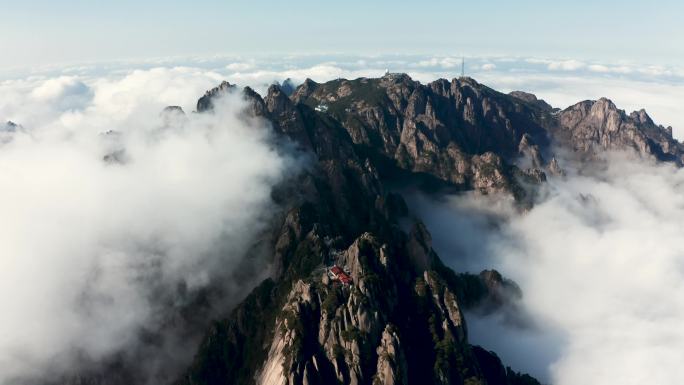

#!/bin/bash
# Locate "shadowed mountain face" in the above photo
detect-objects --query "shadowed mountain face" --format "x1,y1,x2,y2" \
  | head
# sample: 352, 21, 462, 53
58, 74, 681, 385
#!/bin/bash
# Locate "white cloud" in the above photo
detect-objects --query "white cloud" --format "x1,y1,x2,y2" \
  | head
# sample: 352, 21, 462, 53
588, 64, 610, 73
524, 58, 547, 64
0, 68, 303, 383
418, 152, 684, 385
481, 63, 496, 71
639, 65, 673, 77
587, 64, 633, 74
547, 59, 586, 71
416, 56, 462, 69
30, 76, 92, 106
226, 61, 255, 72
0, 67, 225, 131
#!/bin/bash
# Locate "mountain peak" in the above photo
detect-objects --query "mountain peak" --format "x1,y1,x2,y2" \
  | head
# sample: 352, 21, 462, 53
380, 72, 414, 84
559, 96, 682, 163
630, 108, 654, 125
196, 81, 236, 112
594, 97, 619, 110
3, 121, 19, 130
161, 105, 184, 114
509, 91, 555, 111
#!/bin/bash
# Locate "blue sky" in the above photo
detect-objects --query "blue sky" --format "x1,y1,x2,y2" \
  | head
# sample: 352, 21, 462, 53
1, 0, 682, 69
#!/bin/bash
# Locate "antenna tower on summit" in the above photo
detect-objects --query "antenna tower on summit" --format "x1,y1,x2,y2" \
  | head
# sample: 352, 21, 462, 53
461, 57, 465, 77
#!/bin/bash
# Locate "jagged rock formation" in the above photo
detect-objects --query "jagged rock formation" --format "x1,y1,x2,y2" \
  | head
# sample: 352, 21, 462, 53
556, 98, 684, 164
517, 133, 544, 169
279, 78, 297, 97
251, 232, 487, 385
3, 120, 19, 131
174, 76, 556, 385
546, 157, 565, 177
290, 75, 551, 198
54, 73, 682, 385
176, 74, 682, 385
508, 91, 556, 113
374, 325, 408, 385
197, 81, 237, 112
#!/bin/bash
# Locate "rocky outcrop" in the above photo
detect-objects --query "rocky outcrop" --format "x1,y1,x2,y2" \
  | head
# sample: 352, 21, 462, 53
557, 98, 684, 163
508, 91, 555, 112
196, 81, 236, 112
517, 133, 544, 169
3, 120, 20, 131
292, 74, 684, 176
291, 75, 553, 195
246, 229, 487, 385
547, 157, 565, 177
1, 120, 22, 143
280, 78, 297, 97
161, 105, 184, 114
160, 105, 187, 128
374, 325, 408, 385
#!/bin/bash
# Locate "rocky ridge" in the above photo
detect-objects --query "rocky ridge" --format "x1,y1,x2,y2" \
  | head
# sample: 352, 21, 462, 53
556, 98, 682, 163
52, 73, 681, 385
178, 74, 682, 385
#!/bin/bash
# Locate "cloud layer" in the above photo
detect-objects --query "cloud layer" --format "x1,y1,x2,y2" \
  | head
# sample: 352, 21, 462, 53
0, 68, 301, 383
416, 153, 684, 385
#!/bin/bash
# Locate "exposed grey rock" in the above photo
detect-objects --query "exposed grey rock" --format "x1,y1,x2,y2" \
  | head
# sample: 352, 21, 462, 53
196, 81, 236, 112
0, 121, 22, 143
162, 105, 184, 114
547, 156, 566, 176
160, 105, 187, 128
518, 133, 544, 169
509, 90, 555, 112
557, 98, 684, 164
292, 74, 553, 201
280, 78, 297, 96
251, 228, 484, 385
3, 120, 19, 131
103, 149, 127, 165
373, 325, 408, 385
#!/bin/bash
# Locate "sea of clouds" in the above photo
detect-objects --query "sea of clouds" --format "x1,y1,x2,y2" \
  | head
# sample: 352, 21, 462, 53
0, 67, 304, 383
1, 55, 683, 384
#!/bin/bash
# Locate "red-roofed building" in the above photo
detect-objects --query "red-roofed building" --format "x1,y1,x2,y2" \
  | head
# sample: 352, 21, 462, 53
329, 265, 352, 286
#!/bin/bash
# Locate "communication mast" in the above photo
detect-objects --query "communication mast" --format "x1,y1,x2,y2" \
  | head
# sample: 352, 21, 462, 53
461, 57, 465, 77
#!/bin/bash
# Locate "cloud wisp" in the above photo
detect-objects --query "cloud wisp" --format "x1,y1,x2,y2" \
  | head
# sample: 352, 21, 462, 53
415, 152, 684, 385
0, 69, 303, 383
